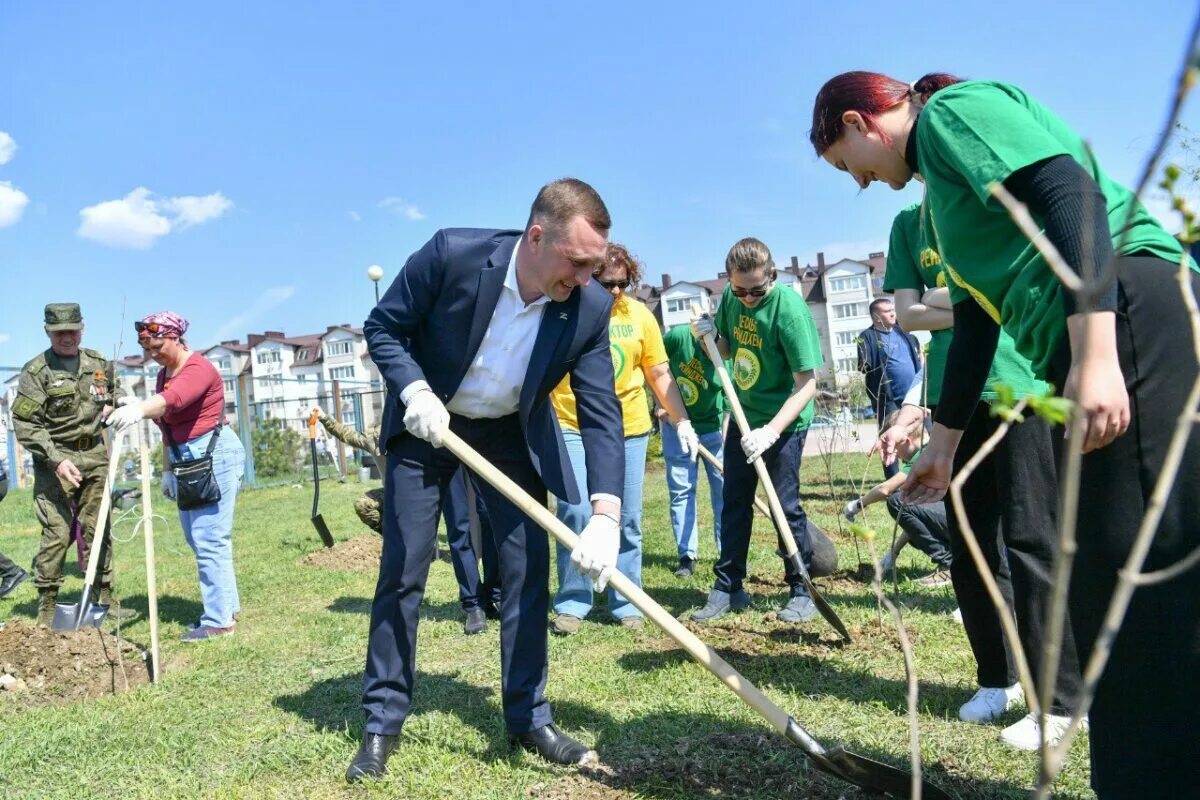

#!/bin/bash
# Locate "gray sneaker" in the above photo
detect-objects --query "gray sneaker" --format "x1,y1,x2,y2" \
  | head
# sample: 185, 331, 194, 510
692, 588, 751, 622
777, 593, 818, 623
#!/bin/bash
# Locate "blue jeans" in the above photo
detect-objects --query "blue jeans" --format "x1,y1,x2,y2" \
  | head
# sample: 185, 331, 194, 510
173, 428, 245, 628
553, 431, 648, 621
661, 423, 724, 561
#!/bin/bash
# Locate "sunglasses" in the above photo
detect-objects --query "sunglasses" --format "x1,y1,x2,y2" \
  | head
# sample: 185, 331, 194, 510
730, 281, 771, 298
134, 321, 168, 335
597, 278, 630, 291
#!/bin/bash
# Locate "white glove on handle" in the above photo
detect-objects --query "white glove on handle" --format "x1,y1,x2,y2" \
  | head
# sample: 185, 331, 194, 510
161, 471, 177, 500
741, 425, 779, 463
843, 498, 863, 522
107, 402, 146, 433
403, 389, 450, 447
571, 513, 620, 591
689, 315, 716, 342
675, 419, 700, 464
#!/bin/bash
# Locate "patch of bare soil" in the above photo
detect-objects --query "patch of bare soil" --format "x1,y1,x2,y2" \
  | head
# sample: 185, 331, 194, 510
527, 732, 878, 799
299, 534, 381, 571
0, 619, 149, 709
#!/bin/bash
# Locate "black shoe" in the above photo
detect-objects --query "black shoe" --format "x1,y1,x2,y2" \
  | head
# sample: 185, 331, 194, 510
509, 723, 595, 766
673, 557, 696, 578
0, 568, 29, 599
482, 602, 501, 620
464, 607, 487, 635
345, 733, 398, 783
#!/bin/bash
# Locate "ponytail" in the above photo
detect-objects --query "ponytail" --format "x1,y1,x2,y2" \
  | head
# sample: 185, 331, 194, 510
809, 70, 965, 154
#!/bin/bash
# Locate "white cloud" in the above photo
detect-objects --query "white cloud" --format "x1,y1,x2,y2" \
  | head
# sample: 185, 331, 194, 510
379, 196, 425, 221
0, 334, 10, 345
348, 210, 362, 223
211, 286, 296, 343
77, 187, 232, 249
0, 181, 29, 227
0, 132, 15, 166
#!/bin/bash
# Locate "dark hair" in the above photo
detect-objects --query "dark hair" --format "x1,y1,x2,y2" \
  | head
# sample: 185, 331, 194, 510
600, 242, 643, 286
525, 178, 611, 237
870, 297, 894, 314
725, 237, 777, 277
809, 71, 963, 154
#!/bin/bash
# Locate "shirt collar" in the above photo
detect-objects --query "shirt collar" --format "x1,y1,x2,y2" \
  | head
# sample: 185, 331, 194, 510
506, 236, 550, 307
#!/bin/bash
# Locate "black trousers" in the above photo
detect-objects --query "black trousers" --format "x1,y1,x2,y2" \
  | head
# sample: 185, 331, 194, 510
948, 405, 1082, 715
441, 466, 501, 612
1047, 256, 1200, 798
362, 414, 553, 736
0, 475, 17, 578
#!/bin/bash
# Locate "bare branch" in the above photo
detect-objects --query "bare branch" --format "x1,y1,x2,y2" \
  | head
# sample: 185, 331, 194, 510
987, 183, 1082, 293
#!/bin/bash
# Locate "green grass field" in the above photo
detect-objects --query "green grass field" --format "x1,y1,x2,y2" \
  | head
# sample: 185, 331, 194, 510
0, 450, 1094, 799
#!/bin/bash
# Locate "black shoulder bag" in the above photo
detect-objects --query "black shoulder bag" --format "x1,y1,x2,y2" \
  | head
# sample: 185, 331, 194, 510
165, 424, 223, 511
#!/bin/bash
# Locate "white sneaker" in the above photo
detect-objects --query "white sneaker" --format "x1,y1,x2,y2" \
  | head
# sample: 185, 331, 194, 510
880, 551, 895, 573
951, 607, 963, 624
999, 712, 1087, 751
958, 683, 1025, 723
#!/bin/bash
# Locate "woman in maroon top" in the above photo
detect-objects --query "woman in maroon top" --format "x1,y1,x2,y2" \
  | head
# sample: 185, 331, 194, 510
108, 311, 246, 641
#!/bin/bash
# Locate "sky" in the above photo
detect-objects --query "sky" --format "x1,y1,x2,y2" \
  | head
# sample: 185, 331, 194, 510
2, 1, 1198, 370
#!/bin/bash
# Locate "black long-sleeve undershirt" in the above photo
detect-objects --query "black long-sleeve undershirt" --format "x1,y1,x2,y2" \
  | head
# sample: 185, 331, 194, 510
933, 298, 1001, 430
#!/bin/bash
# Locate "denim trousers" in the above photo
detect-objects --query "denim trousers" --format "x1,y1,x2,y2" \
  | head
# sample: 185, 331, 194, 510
553, 431, 648, 621
661, 423, 724, 561
174, 428, 245, 628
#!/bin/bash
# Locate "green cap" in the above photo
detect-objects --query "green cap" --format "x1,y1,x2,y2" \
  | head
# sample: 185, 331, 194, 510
44, 303, 84, 332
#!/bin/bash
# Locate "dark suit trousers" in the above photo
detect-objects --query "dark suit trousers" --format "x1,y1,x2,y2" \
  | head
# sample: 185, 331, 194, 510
362, 413, 552, 735
441, 465, 501, 612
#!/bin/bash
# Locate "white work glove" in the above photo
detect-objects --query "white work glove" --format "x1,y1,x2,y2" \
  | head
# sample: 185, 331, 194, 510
843, 498, 863, 522
675, 419, 700, 463
403, 389, 450, 447
741, 425, 779, 463
689, 315, 716, 342
117, 396, 138, 407
161, 471, 177, 500
106, 401, 146, 432
571, 513, 621, 591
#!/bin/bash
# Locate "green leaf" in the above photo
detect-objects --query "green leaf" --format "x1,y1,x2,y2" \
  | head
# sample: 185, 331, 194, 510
849, 523, 877, 543
1166, 163, 1183, 183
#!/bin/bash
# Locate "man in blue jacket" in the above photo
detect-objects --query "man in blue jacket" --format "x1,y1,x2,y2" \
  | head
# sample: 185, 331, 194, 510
353, 178, 625, 782
857, 297, 921, 477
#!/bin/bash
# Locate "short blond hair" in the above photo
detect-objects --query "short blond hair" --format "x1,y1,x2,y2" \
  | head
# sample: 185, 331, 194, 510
725, 237, 777, 277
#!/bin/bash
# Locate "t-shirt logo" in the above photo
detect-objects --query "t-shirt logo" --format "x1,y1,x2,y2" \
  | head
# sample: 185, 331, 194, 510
610, 344, 627, 378
677, 376, 699, 406
733, 348, 761, 391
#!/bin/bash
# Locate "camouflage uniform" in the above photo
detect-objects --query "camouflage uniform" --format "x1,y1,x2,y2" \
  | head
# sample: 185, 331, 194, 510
11, 304, 124, 622
318, 411, 384, 532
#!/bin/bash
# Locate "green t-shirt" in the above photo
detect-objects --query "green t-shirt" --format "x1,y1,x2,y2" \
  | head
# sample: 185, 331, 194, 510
884, 203, 1047, 402
663, 325, 723, 434
917, 80, 1196, 376
714, 283, 824, 432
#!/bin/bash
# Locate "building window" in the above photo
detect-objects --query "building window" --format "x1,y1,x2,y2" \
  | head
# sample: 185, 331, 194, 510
836, 358, 858, 374
833, 302, 867, 319
223, 379, 236, 395
665, 296, 698, 314
829, 275, 866, 293
330, 366, 355, 380
296, 348, 308, 361
257, 350, 281, 365
326, 341, 353, 357
297, 374, 308, 384
835, 331, 858, 346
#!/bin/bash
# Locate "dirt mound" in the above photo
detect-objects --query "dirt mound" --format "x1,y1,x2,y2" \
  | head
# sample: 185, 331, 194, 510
0, 619, 149, 709
299, 534, 381, 572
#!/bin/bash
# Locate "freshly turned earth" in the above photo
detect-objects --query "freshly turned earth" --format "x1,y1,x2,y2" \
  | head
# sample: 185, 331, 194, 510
299, 534, 382, 572
0, 619, 149, 708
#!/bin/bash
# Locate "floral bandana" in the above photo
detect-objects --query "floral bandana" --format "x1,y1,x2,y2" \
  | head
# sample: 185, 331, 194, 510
136, 311, 189, 340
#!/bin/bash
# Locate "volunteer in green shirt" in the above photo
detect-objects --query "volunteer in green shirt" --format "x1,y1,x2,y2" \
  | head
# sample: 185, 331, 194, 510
885, 203, 1082, 749
813, 70, 1200, 797
658, 324, 726, 578
688, 237, 824, 624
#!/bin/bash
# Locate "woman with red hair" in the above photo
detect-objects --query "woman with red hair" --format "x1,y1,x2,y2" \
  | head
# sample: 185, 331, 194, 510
811, 70, 1199, 797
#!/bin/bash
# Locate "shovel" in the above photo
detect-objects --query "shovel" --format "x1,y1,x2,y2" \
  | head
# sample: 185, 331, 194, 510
442, 429, 948, 799
54, 436, 123, 630
307, 409, 335, 548
692, 312, 851, 641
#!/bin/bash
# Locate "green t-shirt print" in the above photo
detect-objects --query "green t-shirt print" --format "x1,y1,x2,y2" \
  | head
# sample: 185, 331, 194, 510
916, 80, 1196, 376
663, 325, 723, 434
714, 283, 824, 432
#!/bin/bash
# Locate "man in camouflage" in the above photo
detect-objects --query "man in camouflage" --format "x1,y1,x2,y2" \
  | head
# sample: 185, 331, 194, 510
11, 304, 128, 626
318, 409, 501, 634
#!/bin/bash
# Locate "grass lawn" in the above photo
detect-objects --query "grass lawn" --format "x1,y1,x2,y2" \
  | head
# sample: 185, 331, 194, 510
0, 449, 1094, 799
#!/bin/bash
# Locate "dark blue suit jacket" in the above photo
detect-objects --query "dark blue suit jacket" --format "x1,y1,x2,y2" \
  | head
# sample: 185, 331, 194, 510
364, 228, 624, 505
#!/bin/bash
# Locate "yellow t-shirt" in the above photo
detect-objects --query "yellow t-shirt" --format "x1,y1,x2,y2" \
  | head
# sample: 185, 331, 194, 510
551, 295, 667, 437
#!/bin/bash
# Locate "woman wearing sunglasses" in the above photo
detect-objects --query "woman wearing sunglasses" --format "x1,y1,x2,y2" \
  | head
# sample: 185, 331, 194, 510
108, 312, 246, 641
688, 237, 824, 624
548, 242, 699, 634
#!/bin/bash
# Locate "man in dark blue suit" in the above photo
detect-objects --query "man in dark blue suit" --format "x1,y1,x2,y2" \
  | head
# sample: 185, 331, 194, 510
350, 178, 626, 782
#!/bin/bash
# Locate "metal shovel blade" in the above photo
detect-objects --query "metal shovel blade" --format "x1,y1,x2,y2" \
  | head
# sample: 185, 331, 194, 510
52, 597, 109, 631
311, 513, 334, 549
309, 437, 335, 548
784, 550, 852, 642
785, 719, 952, 799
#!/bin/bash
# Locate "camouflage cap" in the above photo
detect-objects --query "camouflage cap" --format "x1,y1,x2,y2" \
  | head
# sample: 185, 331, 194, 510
44, 303, 84, 332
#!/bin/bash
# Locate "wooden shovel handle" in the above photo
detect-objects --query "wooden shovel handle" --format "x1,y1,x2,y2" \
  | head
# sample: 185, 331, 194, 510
81, 433, 125, 587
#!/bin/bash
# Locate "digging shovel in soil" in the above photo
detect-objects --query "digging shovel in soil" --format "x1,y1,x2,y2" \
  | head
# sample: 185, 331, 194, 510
307, 409, 335, 548
442, 429, 949, 799
53, 438, 123, 631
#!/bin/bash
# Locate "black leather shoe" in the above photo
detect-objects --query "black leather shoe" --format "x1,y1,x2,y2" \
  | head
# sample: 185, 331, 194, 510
509, 723, 596, 766
0, 567, 29, 599
482, 602, 501, 620
345, 733, 398, 782
463, 607, 487, 635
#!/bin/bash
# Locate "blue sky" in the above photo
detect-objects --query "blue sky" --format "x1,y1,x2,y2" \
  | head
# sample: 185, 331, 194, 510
2, 1, 1197, 368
